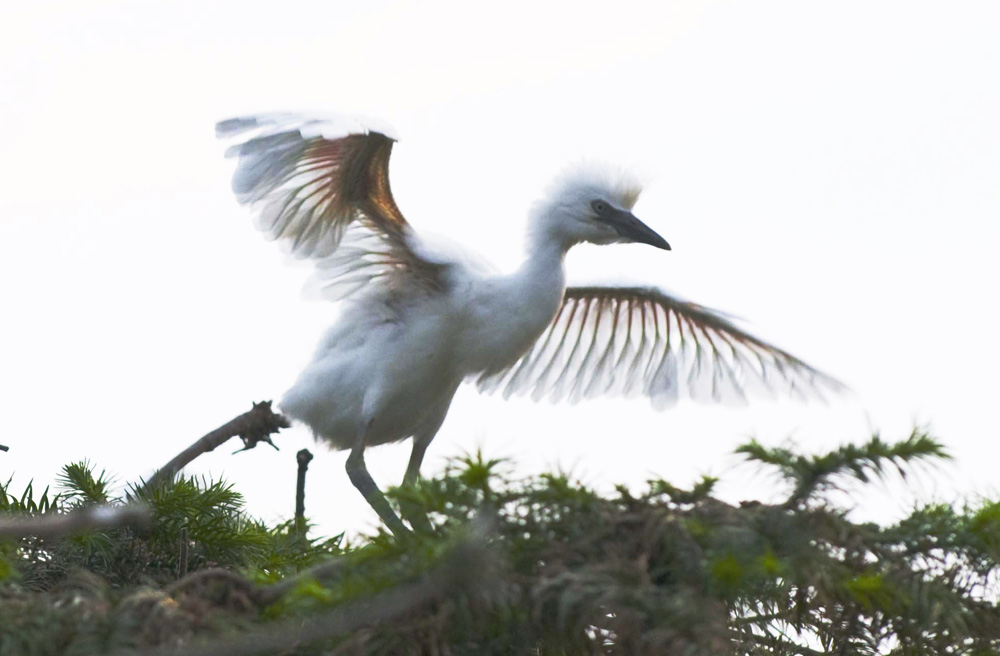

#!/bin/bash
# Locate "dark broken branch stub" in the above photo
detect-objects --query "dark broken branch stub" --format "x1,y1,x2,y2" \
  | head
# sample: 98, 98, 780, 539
145, 401, 290, 490
295, 448, 314, 528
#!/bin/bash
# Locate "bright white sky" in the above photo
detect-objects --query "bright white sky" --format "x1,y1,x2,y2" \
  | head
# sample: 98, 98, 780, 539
2, 1, 998, 536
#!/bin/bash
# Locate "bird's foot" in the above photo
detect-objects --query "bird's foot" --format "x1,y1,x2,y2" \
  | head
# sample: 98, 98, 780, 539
400, 500, 433, 534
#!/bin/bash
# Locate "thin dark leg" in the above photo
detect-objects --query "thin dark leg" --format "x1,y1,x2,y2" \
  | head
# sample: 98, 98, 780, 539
346, 445, 409, 538
400, 439, 433, 533
403, 439, 429, 488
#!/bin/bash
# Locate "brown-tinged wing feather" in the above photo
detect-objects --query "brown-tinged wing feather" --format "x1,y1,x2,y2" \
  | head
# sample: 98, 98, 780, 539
217, 114, 445, 296
477, 286, 844, 407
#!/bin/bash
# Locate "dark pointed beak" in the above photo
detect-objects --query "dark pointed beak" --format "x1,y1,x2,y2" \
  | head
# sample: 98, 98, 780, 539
610, 210, 671, 250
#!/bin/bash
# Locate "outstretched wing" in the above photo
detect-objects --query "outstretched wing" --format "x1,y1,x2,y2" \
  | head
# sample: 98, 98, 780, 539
478, 286, 844, 408
217, 113, 446, 298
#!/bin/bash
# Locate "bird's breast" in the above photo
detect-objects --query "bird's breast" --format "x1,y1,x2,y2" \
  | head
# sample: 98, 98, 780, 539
453, 276, 565, 377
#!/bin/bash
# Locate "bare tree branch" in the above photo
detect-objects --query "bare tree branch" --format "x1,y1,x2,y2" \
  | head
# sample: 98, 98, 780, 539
144, 401, 290, 490
156, 558, 345, 608
0, 504, 151, 540
162, 556, 348, 610
109, 539, 489, 656
255, 556, 345, 607
165, 567, 258, 600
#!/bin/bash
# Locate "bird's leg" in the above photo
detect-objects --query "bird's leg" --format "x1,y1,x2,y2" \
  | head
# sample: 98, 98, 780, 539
345, 439, 409, 538
399, 438, 433, 533
403, 439, 429, 488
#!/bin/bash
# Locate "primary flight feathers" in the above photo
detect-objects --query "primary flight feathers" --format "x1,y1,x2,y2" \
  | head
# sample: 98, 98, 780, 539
479, 287, 844, 407
217, 114, 445, 292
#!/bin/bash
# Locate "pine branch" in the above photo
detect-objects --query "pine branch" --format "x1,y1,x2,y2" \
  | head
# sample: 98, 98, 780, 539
737, 430, 948, 507
57, 461, 113, 505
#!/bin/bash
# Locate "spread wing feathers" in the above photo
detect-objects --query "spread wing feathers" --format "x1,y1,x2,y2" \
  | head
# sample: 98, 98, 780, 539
217, 113, 446, 297
478, 286, 844, 408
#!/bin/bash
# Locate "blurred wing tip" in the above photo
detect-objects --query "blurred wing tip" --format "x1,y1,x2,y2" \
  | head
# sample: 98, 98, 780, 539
214, 114, 296, 138
215, 116, 258, 137
355, 115, 400, 142
216, 112, 399, 141
816, 372, 851, 396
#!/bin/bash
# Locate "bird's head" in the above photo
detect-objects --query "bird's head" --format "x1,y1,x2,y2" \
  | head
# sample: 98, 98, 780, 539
530, 166, 670, 251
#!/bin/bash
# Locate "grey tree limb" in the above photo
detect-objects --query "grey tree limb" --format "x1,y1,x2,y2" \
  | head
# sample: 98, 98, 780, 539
0, 504, 151, 540
255, 555, 345, 607
144, 401, 289, 490
163, 554, 345, 609
109, 538, 489, 656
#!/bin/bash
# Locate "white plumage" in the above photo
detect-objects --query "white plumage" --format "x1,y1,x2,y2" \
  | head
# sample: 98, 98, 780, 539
217, 112, 841, 535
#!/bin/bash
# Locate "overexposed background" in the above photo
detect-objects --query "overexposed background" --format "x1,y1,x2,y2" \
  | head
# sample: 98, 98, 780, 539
2, 1, 998, 536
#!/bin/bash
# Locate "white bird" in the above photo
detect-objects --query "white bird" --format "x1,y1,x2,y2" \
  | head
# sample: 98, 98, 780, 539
217, 112, 842, 535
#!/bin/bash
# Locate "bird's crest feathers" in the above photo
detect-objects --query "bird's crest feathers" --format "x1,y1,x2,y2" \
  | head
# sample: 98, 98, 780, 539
543, 163, 644, 211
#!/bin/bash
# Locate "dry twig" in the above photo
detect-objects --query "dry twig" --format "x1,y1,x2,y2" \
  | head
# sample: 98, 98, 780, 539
144, 401, 289, 490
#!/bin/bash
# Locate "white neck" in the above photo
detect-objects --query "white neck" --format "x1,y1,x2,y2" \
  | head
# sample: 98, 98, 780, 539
520, 227, 569, 287
456, 221, 571, 377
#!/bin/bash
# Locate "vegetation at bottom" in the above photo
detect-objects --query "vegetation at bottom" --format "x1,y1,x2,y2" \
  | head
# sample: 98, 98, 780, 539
1, 430, 998, 655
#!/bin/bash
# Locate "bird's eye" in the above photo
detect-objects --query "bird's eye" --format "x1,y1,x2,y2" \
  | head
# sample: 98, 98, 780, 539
591, 200, 608, 214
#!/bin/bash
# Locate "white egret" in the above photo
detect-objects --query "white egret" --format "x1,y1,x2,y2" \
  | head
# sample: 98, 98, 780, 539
217, 113, 841, 535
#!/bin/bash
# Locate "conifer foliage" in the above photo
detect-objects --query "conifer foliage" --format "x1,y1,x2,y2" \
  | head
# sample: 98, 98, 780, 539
1, 431, 998, 655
